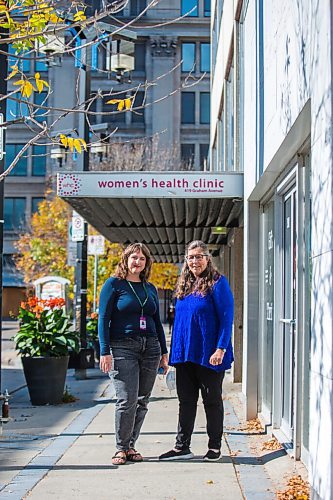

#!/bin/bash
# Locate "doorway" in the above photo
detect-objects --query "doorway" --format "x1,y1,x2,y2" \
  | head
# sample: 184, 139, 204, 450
280, 187, 297, 439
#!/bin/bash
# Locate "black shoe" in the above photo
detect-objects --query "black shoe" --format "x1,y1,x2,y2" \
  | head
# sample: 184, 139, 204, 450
203, 449, 221, 461
159, 448, 194, 461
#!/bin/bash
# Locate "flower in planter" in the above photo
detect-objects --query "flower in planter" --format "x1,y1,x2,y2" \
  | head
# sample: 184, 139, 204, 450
14, 296, 79, 357
86, 312, 98, 342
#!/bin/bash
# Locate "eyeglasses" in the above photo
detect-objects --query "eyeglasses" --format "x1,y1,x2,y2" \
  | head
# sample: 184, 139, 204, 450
186, 254, 208, 262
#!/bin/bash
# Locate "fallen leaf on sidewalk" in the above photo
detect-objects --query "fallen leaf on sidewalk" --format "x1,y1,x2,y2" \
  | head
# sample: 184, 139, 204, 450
239, 418, 264, 433
276, 474, 310, 499
230, 449, 242, 457
206, 480, 214, 484
261, 437, 282, 451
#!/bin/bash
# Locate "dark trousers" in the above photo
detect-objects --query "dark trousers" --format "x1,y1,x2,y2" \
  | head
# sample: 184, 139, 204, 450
175, 362, 225, 451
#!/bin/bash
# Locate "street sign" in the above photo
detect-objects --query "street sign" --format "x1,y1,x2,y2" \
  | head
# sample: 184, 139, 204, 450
67, 222, 77, 265
72, 213, 85, 241
88, 235, 105, 255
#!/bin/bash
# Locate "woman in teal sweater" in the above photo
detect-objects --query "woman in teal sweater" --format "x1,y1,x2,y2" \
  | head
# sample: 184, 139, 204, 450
159, 240, 234, 462
98, 243, 168, 465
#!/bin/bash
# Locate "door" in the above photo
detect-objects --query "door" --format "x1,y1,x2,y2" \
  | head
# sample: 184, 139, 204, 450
280, 188, 297, 439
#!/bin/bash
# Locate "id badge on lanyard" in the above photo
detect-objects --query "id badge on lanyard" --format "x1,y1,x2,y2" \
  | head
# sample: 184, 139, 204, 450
140, 316, 147, 330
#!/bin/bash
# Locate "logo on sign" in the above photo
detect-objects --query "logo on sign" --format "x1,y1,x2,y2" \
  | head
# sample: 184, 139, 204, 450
58, 174, 82, 196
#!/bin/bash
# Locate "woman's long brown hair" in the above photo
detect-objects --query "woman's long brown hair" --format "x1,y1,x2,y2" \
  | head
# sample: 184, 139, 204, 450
114, 243, 153, 281
175, 241, 220, 299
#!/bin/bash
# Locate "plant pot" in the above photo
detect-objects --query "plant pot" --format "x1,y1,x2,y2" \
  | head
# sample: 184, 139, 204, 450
22, 355, 69, 405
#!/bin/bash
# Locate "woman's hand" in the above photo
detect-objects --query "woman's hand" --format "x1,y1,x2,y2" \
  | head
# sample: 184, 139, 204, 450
209, 348, 225, 366
100, 354, 113, 374
159, 353, 169, 375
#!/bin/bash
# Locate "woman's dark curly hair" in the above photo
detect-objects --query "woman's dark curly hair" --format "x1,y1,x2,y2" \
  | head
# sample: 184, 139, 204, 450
115, 243, 153, 281
175, 240, 220, 299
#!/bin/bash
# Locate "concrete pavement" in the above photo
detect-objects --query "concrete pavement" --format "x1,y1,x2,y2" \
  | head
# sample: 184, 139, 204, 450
0, 322, 307, 499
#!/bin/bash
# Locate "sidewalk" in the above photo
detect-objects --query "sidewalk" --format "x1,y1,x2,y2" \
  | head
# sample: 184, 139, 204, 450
0, 325, 307, 499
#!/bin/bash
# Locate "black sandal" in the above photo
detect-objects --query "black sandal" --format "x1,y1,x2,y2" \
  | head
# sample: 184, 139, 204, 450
112, 450, 127, 465
126, 448, 143, 462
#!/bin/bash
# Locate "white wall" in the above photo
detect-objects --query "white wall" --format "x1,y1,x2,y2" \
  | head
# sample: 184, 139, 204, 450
241, 1, 333, 498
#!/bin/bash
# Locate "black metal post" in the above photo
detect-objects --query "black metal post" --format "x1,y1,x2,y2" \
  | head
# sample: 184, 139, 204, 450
74, 32, 91, 377
0, 22, 8, 395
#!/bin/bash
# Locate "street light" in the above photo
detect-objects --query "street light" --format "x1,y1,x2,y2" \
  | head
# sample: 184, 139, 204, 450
50, 146, 66, 167
107, 39, 135, 82
91, 140, 108, 162
36, 24, 66, 66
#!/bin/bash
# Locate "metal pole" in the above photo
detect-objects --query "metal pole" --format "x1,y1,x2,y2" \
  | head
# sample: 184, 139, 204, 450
0, 19, 8, 395
74, 31, 91, 378
93, 254, 98, 312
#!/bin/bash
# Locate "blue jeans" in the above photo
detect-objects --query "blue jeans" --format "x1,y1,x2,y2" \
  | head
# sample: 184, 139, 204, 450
110, 336, 161, 451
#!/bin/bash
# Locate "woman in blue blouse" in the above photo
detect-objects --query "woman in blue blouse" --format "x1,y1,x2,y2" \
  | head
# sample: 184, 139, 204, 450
159, 240, 234, 462
98, 243, 168, 466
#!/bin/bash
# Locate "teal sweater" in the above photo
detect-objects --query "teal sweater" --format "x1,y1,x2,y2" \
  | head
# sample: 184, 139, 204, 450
98, 277, 167, 356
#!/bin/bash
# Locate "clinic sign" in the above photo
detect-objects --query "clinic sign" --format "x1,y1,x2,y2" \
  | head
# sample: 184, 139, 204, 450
57, 171, 243, 199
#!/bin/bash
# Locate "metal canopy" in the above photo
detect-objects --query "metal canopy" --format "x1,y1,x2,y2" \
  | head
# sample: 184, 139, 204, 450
58, 171, 244, 263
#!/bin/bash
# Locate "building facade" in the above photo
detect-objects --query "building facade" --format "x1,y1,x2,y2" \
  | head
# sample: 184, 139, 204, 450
210, 0, 333, 498
4, 0, 211, 315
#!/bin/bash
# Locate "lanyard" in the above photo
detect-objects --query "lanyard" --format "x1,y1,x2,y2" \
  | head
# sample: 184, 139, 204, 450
126, 280, 149, 316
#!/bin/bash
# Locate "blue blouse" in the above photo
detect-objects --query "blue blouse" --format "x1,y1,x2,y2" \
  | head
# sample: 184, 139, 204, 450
169, 275, 234, 372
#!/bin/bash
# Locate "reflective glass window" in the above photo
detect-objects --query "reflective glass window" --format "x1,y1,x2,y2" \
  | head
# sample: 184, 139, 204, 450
200, 92, 210, 124
6, 144, 27, 176
181, 0, 198, 16
200, 43, 210, 72
181, 43, 196, 72
181, 92, 195, 124
32, 145, 46, 176
4, 198, 26, 231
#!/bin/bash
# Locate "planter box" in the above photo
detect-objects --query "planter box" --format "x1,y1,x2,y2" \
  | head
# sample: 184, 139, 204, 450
22, 355, 69, 405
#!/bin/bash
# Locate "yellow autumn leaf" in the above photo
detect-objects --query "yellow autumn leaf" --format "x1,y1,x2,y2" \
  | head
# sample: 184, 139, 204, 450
35, 72, 49, 92
117, 100, 125, 111
125, 98, 132, 110
73, 139, 82, 154
6, 65, 19, 80
60, 134, 68, 148
67, 137, 75, 152
73, 11, 86, 21
13, 79, 25, 86
21, 80, 35, 97
49, 13, 62, 23
106, 99, 120, 105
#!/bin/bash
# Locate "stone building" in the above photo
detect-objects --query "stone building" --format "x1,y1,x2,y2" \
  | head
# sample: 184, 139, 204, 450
4, 0, 211, 315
